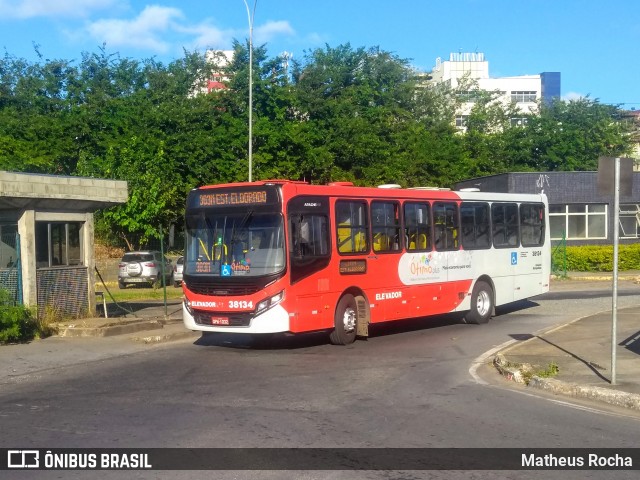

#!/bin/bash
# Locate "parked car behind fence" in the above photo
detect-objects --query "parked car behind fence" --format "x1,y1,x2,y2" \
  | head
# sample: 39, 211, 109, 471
173, 256, 184, 287
118, 251, 173, 289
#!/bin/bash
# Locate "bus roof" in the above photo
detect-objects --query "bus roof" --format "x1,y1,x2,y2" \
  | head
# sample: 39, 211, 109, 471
192, 180, 547, 204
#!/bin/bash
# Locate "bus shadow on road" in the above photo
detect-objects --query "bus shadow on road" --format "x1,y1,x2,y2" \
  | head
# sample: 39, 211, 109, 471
367, 313, 465, 339
192, 299, 541, 350
194, 331, 332, 350
621, 330, 640, 356
494, 299, 540, 316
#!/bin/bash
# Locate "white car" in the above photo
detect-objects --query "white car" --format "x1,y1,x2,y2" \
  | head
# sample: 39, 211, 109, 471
173, 256, 184, 287
118, 251, 173, 289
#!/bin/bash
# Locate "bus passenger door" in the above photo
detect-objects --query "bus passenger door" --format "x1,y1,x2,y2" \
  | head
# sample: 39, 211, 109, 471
490, 203, 520, 305
368, 201, 405, 321
287, 196, 332, 332
514, 203, 548, 298
433, 202, 464, 311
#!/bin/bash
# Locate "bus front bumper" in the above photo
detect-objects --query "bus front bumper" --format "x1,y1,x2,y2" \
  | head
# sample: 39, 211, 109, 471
182, 302, 290, 334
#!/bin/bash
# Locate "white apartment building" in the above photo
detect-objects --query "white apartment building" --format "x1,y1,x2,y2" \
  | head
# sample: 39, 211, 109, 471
190, 50, 235, 96
428, 52, 560, 129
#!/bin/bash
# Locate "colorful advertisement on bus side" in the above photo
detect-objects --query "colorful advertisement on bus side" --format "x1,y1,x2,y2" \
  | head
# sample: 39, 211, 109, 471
398, 251, 473, 284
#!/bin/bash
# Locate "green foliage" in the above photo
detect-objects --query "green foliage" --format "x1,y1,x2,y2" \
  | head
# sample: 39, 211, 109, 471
0, 289, 38, 343
521, 361, 560, 385
524, 98, 632, 171
0, 44, 635, 242
552, 243, 640, 271
536, 362, 560, 378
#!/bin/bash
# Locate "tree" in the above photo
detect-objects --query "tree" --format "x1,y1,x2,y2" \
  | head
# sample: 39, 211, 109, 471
0, 43, 636, 246
290, 43, 423, 183
523, 98, 632, 171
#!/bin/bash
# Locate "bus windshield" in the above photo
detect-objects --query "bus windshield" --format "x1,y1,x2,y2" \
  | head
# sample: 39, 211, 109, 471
184, 211, 285, 278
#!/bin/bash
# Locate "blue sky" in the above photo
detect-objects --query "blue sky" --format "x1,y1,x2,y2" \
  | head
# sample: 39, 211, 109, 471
1, 0, 639, 108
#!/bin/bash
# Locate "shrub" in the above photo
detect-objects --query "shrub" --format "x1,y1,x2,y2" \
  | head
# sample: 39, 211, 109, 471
552, 243, 640, 272
0, 289, 38, 343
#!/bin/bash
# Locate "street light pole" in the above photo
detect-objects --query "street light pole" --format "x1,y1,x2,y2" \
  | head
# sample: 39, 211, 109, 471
243, 0, 257, 182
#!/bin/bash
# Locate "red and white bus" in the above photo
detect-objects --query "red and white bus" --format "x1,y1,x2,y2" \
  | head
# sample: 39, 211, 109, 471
182, 180, 550, 344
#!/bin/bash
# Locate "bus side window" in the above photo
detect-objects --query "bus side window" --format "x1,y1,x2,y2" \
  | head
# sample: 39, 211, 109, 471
336, 200, 369, 254
520, 203, 545, 247
404, 202, 431, 251
492, 202, 519, 248
460, 202, 491, 250
371, 201, 400, 253
291, 215, 328, 258
433, 202, 459, 251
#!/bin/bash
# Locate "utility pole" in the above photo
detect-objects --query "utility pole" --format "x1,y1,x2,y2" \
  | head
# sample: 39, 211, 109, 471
243, 0, 257, 182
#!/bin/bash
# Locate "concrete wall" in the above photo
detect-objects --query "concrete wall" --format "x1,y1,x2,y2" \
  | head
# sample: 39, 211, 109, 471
0, 171, 127, 207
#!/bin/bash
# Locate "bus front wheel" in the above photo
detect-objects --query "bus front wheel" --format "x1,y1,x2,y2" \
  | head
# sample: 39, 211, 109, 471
465, 281, 493, 324
330, 294, 358, 345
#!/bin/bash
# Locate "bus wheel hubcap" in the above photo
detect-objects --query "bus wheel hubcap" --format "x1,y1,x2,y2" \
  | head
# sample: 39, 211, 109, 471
476, 291, 490, 316
343, 307, 356, 333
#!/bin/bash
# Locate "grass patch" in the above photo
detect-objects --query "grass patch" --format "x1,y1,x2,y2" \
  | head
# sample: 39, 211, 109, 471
98, 282, 184, 302
536, 361, 560, 378
522, 362, 560, 385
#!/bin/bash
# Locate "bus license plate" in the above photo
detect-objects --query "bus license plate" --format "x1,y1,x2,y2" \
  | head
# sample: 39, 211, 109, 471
211, 316, 229, 326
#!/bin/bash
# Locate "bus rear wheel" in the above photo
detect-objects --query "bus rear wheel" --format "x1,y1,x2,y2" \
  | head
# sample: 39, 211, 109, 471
329, 294, 358, 345
465, 281, 493, 324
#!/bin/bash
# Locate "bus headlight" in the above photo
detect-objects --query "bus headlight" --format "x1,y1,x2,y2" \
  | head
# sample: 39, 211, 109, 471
184, 297, 193, 315
256, 291, 285, 315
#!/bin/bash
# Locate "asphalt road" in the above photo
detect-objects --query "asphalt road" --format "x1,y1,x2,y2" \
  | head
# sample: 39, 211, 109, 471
1, 281, 639, 480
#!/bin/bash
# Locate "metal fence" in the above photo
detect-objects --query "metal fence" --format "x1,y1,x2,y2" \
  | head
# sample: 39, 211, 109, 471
0, 230, 22, 305
36, 266, 89, 320
551, 233, 567, 277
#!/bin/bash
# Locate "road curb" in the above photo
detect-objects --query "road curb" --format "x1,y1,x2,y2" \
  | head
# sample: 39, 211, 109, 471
133, 329, 199, 344
55, 319, 165, 338
528, 376, 640, 411
493, 354, 640, 412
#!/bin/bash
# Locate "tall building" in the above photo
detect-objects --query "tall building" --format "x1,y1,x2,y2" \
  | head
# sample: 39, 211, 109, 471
428, 52, 560, 128
189, 50, 235, 97
204, 50, 234, 92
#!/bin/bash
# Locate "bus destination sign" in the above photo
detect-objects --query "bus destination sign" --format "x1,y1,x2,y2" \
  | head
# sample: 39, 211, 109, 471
198, 191, 267, 207
189, 186, 280, 209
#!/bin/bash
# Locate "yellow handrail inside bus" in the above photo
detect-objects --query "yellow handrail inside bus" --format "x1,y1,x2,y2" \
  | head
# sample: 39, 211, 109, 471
213, 241, 227, 261
198, 239, 211, 261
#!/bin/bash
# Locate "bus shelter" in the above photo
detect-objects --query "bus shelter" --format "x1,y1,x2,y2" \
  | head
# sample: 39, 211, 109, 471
0, 171, 128, 318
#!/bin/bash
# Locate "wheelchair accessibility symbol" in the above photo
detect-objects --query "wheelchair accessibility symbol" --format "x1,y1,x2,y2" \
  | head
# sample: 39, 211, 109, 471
511, 252, 518, 265
221, 264, 232, 276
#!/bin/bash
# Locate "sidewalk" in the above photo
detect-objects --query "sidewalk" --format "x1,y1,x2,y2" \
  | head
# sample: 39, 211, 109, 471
52, 298, 188, 339
493, 272, 640, 412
